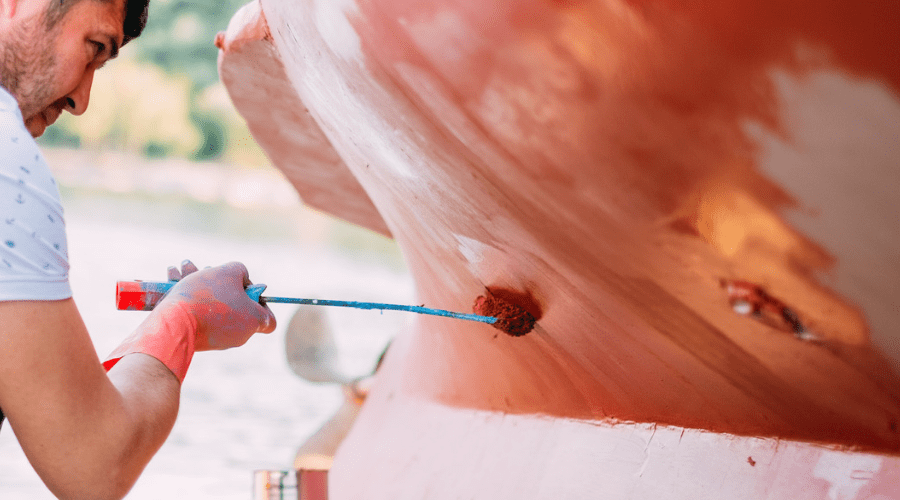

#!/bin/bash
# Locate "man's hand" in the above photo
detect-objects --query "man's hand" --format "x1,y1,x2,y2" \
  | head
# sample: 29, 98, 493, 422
103, 260, 277, 382
161, 260, 277, 350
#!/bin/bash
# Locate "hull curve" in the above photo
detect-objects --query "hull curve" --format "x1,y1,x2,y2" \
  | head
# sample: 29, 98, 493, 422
218, 0, 900, 496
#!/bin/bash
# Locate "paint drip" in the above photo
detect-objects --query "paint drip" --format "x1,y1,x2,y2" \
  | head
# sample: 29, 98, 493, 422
473, 294, 536, 336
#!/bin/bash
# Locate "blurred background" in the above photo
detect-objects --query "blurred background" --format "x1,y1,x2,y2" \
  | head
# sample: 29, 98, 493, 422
0, 1, 410, 497
41, 0, 264, 164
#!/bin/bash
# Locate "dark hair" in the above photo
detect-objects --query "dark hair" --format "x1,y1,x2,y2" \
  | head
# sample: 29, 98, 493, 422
44, 0, 149, 46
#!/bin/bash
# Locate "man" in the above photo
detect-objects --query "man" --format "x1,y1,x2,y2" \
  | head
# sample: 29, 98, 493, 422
0, 1, 277, 498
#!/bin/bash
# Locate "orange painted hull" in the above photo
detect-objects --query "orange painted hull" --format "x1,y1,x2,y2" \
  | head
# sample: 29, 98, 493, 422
218, 0, 900, 496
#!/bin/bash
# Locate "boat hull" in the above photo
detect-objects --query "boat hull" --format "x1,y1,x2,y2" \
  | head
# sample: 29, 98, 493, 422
218, 0, 900, 496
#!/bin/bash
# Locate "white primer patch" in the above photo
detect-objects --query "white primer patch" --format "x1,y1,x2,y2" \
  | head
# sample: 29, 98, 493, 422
812, 450, 882, 500
454, 233, 487, 268
314, 0, 362, 61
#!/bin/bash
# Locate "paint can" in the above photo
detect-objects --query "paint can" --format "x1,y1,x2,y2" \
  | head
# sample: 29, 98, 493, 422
252, 470, 297, 500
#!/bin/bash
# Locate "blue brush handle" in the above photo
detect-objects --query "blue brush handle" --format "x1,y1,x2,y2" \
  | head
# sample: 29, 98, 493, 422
259, 295, 497, 325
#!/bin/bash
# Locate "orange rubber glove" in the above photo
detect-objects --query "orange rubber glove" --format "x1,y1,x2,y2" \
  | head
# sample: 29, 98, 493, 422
102, 261, 277, 383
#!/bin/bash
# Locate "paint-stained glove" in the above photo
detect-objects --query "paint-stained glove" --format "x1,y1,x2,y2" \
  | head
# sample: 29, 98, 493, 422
102, 261, 277, 382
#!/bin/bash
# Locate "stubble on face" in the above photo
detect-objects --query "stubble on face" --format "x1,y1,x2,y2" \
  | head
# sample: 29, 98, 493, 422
0, 14, 61, 136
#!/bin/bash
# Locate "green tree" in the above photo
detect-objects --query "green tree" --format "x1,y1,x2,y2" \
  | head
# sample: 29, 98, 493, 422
135, 0, 249, 160
136, 0, 249, 91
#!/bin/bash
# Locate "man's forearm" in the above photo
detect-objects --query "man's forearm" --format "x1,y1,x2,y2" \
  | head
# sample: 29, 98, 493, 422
0, 300, 181, 500
97, 354, 181, 499
38, 354, 181, 500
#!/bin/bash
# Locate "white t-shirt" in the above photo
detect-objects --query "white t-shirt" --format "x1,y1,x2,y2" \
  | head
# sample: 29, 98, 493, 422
0, 87, 71, 301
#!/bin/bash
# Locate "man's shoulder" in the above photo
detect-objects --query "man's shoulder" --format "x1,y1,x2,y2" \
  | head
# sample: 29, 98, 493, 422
0, 86, 21, 119
0, 88, 44, 166
0, 87, 29, 135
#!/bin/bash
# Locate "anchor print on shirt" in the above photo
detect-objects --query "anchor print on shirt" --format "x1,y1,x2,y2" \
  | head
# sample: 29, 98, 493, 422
2, 240, 15, 270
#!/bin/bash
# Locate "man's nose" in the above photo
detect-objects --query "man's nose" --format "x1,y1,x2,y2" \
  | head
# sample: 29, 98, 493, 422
65, 69, 94, 116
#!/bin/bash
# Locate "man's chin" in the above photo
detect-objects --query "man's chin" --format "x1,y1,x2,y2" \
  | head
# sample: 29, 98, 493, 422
24, 115, 47, 138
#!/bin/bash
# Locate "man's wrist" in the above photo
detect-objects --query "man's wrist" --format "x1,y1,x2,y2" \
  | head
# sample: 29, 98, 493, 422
103, 301, 198, 383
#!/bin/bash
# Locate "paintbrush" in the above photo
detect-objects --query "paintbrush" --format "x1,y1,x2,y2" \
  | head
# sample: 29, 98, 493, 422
115, 280, 535, 336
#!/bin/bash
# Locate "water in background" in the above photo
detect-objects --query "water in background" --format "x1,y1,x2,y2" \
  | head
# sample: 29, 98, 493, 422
0, 150, 412, 499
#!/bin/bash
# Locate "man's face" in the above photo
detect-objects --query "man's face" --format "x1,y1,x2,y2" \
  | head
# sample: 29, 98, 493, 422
0, 0, 126, 137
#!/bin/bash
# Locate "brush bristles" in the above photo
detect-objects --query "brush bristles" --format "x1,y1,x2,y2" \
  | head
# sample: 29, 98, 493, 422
473, 295, 536, 336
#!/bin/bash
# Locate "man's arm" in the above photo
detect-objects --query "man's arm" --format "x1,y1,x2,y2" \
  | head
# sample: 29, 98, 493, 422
0, 298, 180, 500
0, 262, 275, 500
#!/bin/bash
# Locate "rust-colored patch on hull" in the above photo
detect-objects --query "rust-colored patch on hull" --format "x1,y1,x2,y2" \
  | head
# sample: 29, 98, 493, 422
472, 289, 538, 336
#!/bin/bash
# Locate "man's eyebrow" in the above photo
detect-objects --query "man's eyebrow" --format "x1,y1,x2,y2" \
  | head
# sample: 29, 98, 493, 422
96, 30, 121, 61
